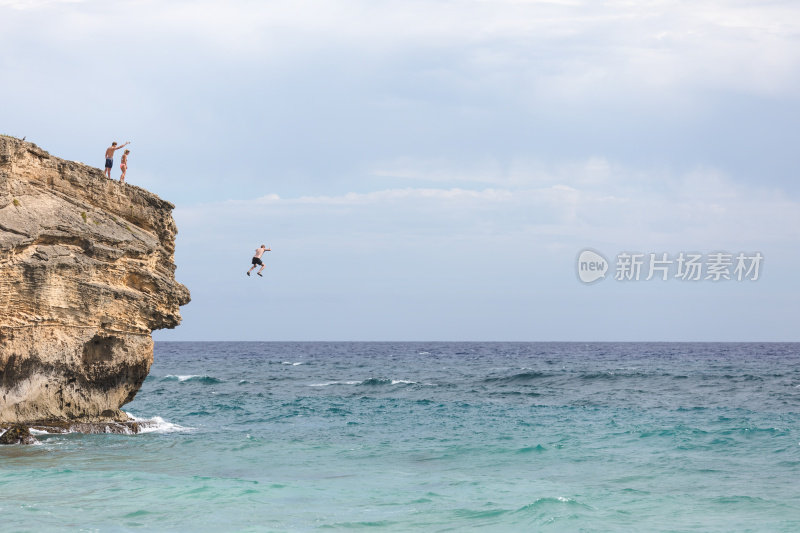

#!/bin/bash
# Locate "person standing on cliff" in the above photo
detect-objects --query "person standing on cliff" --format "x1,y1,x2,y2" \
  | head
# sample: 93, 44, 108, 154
119, 149, 130, 183
247, 245, 271, 277
104, 141, 130, 179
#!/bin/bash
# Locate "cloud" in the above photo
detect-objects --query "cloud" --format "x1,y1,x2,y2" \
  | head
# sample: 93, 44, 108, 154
4, 0, 799, 96
258, 188, 515, 205
0, 0, 84, 8
3, 0, 799, 203
175, 160, 800, 255
370, 156, 617, 187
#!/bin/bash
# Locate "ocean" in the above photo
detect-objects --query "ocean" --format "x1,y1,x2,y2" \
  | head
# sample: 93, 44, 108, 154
2, 342, 799, 532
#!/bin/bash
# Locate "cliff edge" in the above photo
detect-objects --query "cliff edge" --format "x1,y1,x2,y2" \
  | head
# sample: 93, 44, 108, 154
0, 136, 190, 428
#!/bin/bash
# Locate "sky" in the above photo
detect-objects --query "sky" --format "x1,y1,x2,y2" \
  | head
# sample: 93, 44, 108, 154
2, 0, 799, 341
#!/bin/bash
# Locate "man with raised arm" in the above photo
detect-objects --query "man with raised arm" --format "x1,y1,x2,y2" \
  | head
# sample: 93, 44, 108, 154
247, 244, 271, 277
104, 141, 130, 179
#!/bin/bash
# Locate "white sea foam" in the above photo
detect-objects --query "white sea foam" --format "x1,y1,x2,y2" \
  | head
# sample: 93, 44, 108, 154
125, 413, 193, 434
164, 374, 199, 381
162, 374, 222, 384
308, 381, 361, 387
309, 379, 418, 387
282, 361, 304, 366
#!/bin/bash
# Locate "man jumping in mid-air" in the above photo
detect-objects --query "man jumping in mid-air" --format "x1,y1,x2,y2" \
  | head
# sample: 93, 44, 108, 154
247, 244, 271, 277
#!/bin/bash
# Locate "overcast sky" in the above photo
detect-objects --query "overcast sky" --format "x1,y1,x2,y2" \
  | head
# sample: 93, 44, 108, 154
2, 0, 799, 341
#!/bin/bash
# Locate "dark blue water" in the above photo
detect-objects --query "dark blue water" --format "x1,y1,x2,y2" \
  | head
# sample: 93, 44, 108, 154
2, 342, 799, 531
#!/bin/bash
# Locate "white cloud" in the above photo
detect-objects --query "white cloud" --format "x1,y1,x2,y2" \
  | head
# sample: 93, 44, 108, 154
3, 0, 799, 97
176, 161, 800, 253
3, 0, 799, 205
259, 188, 515, 205
370, 156, 617, 187
0, 0, 84, 7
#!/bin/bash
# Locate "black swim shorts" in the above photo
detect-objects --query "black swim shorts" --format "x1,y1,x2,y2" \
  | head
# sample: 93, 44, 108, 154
105, 158, 113, 169
252, 257, 263, 266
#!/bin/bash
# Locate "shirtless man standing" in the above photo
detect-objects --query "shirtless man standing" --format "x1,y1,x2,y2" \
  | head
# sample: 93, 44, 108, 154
247, 244, 271, 277
104, 141, 130, 179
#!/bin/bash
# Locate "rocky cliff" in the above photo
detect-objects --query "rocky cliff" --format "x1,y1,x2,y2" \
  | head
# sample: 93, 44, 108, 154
0, 136, 190, 430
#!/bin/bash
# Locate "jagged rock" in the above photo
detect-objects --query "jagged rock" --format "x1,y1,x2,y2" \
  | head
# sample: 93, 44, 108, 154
0, 424, 38, 445
28, 419, 143, 434
0, 135, 190, 426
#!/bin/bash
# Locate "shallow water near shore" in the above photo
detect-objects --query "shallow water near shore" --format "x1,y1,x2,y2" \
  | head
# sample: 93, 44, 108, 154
2, 342, 800, 531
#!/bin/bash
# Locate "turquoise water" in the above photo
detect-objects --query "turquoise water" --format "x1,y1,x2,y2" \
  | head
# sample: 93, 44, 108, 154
2, 342, 800, 531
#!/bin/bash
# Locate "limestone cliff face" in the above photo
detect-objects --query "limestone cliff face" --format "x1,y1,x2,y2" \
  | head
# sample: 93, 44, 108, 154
0, 136, 190, 424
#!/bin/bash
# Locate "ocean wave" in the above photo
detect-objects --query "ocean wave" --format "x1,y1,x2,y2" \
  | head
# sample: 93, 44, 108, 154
483, 371, 550, 384
126, 414, 193, 434
453, 508, 509, 520
710, 495, 769, 505
308, 378, 417, 387
516, 496, 593, 513
281, 361, 304, 366
360, 378, 393, 386
723, 426, 788, 436
722, 374, 764, 382
308, 381, 361, 387
516, 444, 547, 453
162, 375, 222, 384
490, 391, 542, 398
579, 371, 621, 380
